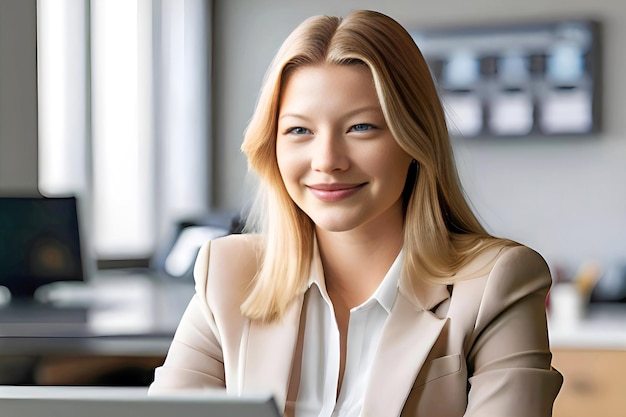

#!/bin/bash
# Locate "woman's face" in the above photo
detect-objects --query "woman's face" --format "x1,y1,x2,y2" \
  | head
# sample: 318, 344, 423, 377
276, 64, 413, 235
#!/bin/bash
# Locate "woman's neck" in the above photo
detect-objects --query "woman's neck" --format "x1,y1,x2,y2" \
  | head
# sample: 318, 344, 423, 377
315, 223, 403, 309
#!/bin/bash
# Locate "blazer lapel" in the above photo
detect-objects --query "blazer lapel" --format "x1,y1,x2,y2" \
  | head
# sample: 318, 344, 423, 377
239, 295, 303, 413
362, 276, 450, 417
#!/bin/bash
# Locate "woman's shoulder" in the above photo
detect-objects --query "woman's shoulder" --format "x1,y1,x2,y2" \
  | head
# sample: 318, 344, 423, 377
193, 233, 262, 302
209, 233, 262, 259
455, 241, 549, 283
450, 242, 552, 319
493, 243, 550, 274
485, 243, 553, 296
483, 242, 550, 284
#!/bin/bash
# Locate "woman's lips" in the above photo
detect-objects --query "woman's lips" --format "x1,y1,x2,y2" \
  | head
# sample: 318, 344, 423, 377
307, 183, 366, 202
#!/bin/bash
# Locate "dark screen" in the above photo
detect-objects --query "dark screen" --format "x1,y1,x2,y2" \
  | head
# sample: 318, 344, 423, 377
0, 196, 85, 299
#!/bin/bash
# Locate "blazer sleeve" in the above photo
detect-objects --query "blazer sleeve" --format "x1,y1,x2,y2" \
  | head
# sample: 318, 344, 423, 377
464, 245, 563, 417
148, 241, 226, 394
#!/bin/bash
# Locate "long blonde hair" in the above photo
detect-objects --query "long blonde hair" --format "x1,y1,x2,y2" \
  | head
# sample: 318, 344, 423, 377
241, 10, 505, 323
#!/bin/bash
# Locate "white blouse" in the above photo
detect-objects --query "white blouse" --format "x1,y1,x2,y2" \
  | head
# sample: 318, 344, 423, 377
295, 250, 402, 417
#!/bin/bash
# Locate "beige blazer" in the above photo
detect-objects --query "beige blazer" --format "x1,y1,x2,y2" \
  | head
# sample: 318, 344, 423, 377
149, 234, 563, 416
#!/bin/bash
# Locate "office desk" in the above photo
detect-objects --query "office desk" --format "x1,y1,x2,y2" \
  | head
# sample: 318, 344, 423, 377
0, 270, 195, 385
549, 304, 626, 417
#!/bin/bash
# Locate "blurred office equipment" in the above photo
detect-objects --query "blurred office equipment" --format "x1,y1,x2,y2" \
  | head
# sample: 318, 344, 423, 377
590, 263, 626, 303
0, 195, 160, 384
412, 19, 601, 138
149, 211, 239, 280
0, 196, 85, 306
0, 202, 240, 386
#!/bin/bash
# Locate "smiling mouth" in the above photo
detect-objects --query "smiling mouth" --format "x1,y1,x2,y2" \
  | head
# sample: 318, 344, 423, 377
307, 183, 366, 202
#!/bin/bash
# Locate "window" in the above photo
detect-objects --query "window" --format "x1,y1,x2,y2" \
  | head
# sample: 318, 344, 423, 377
37, 0, 212, 262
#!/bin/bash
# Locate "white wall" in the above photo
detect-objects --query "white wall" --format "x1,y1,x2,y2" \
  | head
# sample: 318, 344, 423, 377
211, 0, 626, 273
1, 0, 623, 273
0, 0, 38, 193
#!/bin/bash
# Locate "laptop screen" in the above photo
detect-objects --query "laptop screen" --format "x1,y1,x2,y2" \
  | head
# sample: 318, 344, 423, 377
0, 196, 85, 300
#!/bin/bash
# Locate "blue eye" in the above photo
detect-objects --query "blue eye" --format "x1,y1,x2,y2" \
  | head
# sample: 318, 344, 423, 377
350, 124, 374, 132
287, 127, 311, 135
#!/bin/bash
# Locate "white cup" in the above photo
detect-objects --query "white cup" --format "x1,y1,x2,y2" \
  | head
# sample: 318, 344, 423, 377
549, 283, 585, 330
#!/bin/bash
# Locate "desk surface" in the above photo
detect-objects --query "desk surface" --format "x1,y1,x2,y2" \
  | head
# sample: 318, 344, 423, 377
0, 270, 194, 357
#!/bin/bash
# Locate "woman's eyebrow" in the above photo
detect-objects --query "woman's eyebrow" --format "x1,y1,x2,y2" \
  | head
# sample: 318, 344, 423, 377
277, 112, 311, 121
278, 106, 382, 121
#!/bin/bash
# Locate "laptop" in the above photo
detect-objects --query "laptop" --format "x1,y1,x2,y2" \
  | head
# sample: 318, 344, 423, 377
0, 386, 281, 417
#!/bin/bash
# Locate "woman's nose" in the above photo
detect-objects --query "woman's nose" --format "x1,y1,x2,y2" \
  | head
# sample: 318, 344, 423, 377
310, 132, 349, 173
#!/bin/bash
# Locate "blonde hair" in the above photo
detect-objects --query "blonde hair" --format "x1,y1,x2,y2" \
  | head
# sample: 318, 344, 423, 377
241, 10, 507, 323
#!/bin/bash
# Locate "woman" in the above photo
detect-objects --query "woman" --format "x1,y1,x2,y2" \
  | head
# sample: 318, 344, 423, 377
149, 10, 562, 416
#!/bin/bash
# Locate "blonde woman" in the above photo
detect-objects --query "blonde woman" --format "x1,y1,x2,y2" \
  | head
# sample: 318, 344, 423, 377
150, 10, 562, 416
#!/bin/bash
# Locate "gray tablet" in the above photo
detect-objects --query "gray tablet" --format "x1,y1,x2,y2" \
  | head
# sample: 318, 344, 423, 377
0, 386, 280, 417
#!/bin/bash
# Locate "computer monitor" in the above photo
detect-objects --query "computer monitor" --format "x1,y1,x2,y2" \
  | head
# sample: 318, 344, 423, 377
0, 196, 85, 301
